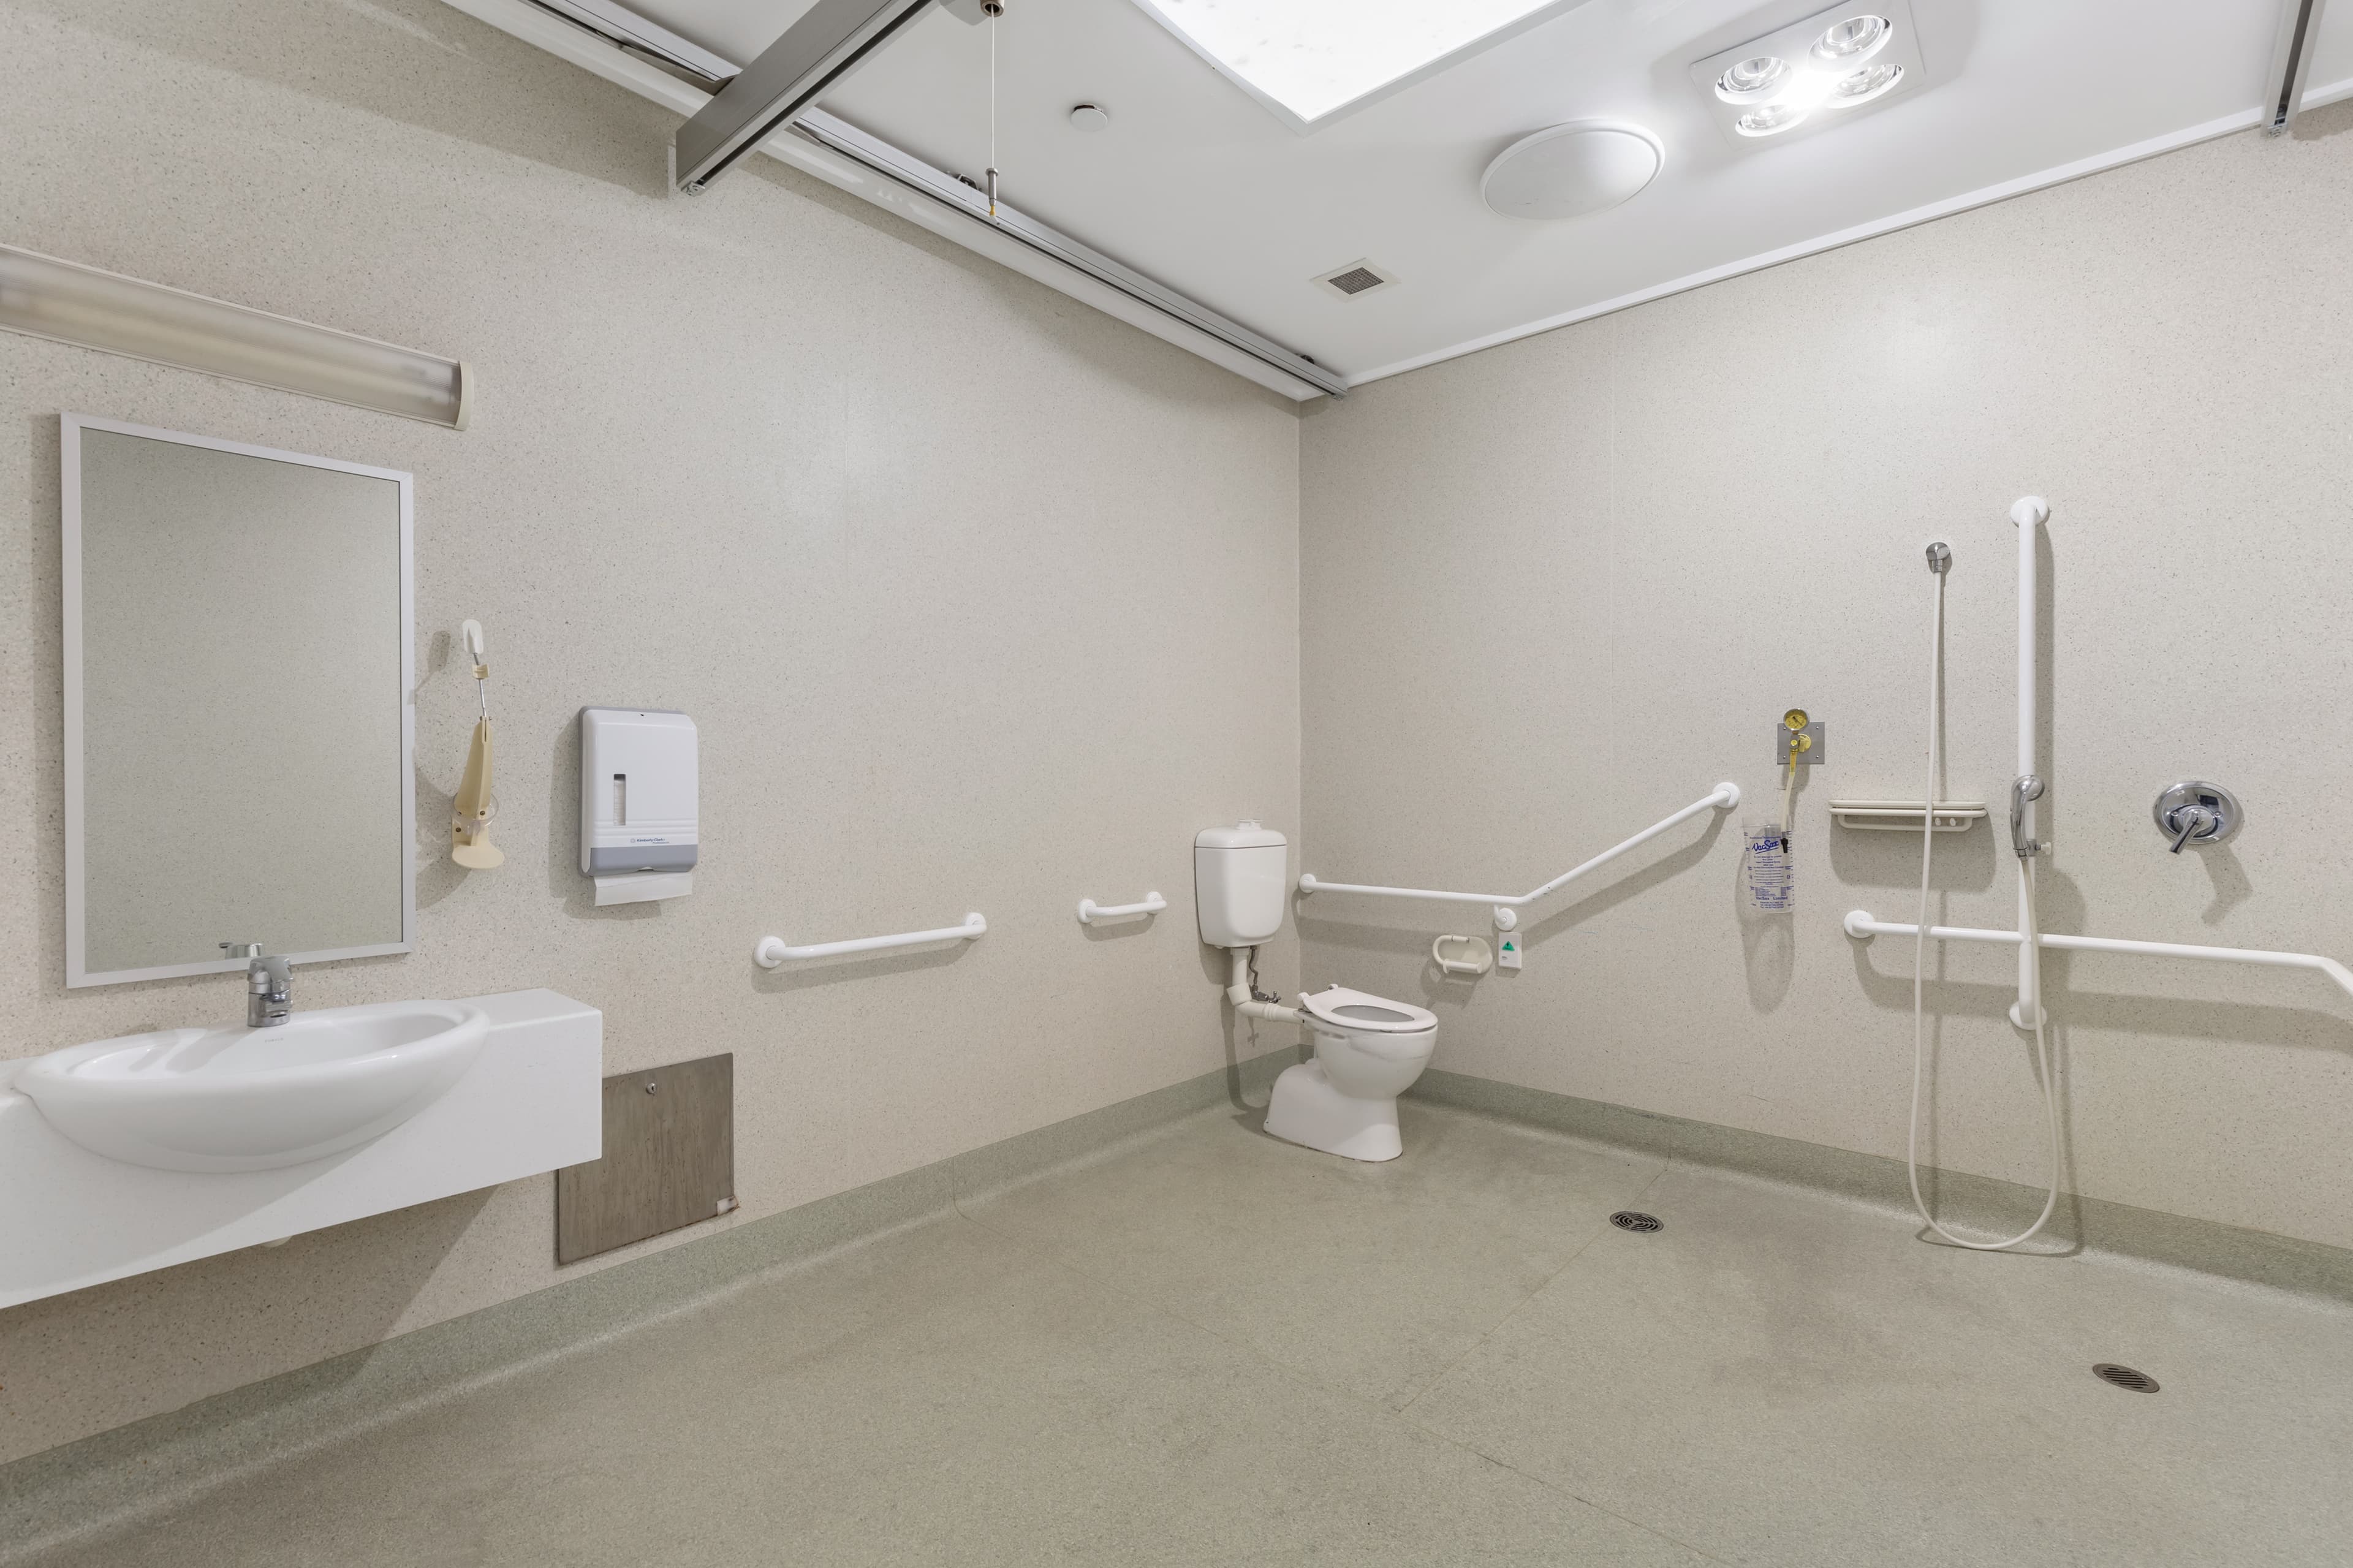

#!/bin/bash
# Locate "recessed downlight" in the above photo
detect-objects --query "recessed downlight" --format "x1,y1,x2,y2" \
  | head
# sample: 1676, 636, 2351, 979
1812, 14, 1890, 64
1825, 61, 1903, 107
1715, 54, 1790, 102
1068, 102, 1110, 132
1735, 102, 1808, 137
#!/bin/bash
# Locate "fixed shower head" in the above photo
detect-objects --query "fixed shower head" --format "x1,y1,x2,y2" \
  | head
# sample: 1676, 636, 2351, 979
1925, 541, 1950, 574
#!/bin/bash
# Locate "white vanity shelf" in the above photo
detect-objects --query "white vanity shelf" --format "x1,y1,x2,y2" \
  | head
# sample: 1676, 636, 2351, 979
1828, 800, 1988, 833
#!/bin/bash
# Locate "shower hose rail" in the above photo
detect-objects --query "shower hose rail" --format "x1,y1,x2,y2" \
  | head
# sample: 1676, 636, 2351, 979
1844, 909, 2353, 1002
1298, 781, 1742, 929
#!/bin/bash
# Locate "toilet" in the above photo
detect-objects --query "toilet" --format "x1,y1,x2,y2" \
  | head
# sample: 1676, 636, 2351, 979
1196, 824, 1438, 1162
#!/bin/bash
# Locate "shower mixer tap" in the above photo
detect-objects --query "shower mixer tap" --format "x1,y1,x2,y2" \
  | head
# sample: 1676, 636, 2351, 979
2008, 775, 2047, 859
2164, 802, 2216, 854
2153, 781, 2240, 852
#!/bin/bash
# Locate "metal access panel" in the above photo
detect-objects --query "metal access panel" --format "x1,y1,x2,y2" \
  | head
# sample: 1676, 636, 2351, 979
556, 1053, 735, 1264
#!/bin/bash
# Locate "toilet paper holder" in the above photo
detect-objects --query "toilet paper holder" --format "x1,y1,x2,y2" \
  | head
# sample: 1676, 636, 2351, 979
1432, 934, 1493, 976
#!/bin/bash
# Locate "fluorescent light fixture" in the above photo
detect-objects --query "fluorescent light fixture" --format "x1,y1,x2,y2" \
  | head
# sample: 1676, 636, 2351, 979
0, 244, 470, 428
1131, 0, 1587, 129
1690, 1, 1923, 151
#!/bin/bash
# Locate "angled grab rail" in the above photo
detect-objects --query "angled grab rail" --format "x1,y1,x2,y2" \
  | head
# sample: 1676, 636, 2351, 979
754, 912, 986, 967
1298, 782, 1741, 929
1843, 909, 2353, 1002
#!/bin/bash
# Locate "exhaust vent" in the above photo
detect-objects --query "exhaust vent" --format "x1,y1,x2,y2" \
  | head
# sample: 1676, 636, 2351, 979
1313, 259, 1397, 300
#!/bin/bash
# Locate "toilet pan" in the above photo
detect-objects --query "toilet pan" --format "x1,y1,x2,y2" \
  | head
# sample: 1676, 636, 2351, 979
1263, 987, 1437, 1162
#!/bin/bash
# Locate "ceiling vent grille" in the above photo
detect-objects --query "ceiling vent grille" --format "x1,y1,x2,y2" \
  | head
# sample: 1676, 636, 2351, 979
1313, 259, 1397, 300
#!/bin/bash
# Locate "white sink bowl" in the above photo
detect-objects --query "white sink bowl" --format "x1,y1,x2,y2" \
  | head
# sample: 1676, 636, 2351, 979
18, 1001, 490, 1173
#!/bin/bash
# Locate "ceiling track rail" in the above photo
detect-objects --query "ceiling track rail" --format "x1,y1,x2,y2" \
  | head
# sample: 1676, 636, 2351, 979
488, 0, 1340, 398
2264, 0, 2330, 135
675, 0, 936, 191
790, 111, 1346, 397
519, 0, 733, 87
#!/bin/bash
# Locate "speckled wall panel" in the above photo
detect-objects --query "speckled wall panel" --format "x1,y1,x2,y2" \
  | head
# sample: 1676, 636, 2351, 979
0, 0, 1300, 1464
1301, 100, 2353, 1257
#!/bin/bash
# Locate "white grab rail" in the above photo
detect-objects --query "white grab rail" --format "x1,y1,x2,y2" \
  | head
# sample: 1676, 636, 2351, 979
1298, 782, 1741, 928
1843, 909, 2353, 1002
1077, 892, 1165, 925
754, 912, 986, 967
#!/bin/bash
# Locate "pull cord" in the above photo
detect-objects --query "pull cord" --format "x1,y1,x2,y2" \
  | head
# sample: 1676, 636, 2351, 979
983, 0, 1002, 215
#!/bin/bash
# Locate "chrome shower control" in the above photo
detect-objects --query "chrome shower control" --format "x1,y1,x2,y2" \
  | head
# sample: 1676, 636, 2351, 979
2154, 781, 2240, 852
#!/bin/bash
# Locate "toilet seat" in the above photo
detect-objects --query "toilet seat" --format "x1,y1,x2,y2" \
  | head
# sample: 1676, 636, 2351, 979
1299, 986, 1435, 1036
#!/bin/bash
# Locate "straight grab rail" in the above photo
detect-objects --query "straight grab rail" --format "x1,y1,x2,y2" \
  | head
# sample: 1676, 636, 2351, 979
755, 912, 986, 967
1298, 782, 1741, 930
1843, 909, 2353, 1002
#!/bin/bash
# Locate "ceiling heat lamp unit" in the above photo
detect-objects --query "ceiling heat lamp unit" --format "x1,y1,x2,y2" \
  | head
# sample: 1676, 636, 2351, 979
1689, 1, 1925, 148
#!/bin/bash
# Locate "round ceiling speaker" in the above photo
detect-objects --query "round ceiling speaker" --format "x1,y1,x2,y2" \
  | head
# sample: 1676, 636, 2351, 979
1481, 122, 1663, 221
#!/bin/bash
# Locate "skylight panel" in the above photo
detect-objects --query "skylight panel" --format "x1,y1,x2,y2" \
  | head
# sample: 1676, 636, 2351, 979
1132, 0, 1577, 127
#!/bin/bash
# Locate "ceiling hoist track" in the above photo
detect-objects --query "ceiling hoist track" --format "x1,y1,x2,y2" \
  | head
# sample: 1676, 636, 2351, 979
539, 0, 1340, 397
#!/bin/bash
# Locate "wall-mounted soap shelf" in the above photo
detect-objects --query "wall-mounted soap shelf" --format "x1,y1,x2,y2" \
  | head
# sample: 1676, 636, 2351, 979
1830, 800, 1988, 833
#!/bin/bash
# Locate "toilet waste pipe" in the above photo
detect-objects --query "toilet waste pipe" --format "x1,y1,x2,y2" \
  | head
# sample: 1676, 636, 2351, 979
1227, 949, 1300, 1024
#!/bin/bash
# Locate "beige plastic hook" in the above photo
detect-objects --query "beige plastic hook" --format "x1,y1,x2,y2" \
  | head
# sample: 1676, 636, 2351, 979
452, 619, 503, 869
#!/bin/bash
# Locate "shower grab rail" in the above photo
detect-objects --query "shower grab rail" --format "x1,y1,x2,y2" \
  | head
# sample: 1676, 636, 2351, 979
1077, 892, 1165, 925
1843, 909, 2353, 1002
1298, 782, 1741, 930
754, 912, 986, 967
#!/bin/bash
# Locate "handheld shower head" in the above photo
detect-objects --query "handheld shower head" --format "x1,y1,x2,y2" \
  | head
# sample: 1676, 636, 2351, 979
2009, 775, 2046, 859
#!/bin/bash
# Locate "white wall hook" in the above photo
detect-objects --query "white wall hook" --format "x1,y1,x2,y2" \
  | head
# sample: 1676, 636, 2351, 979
1077, 892, 1165, 925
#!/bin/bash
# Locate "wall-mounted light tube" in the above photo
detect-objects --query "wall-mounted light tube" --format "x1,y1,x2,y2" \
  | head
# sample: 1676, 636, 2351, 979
0, 244, 470, 429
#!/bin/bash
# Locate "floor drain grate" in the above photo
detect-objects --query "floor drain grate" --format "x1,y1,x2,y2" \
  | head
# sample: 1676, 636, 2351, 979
1609, 1211, 1663, 1233
2092, 1363, 2160, 1393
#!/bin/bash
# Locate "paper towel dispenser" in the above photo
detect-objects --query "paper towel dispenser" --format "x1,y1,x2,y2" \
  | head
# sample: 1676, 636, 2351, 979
580, 708, 697, 904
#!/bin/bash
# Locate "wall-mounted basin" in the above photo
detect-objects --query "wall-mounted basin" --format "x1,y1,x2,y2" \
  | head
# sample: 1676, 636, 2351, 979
18, 1001, 488, 1172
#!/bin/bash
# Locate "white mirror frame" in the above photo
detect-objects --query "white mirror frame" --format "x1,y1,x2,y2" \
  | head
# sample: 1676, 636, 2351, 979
61, 412, 417, 988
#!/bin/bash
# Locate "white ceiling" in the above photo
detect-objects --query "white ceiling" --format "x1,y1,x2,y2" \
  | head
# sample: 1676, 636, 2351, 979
612, 0, 2353, 385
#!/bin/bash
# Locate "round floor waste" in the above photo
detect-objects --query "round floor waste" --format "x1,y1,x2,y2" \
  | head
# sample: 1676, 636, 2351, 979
1608, 1211, 1663, 1233
2092, 1363, 2160, 1393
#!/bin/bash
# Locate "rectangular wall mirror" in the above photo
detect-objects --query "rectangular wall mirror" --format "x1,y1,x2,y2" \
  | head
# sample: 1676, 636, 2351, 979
63, 414, 414, 987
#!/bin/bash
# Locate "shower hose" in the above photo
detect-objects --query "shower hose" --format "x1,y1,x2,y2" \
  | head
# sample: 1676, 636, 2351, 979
1909, 559, 2063, 1251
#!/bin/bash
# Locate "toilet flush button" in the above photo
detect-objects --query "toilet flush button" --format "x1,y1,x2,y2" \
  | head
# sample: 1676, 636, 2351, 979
1498, 934, 1523, 971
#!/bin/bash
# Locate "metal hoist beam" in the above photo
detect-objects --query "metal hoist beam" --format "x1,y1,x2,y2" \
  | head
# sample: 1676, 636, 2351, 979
673, 0, 936, 192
